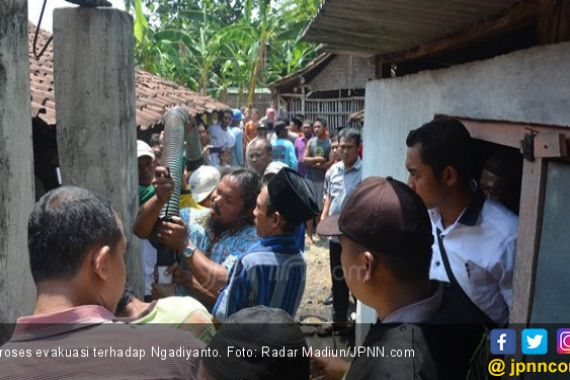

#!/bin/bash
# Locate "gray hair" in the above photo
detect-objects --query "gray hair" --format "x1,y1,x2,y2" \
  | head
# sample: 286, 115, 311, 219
339, 128, 362, 146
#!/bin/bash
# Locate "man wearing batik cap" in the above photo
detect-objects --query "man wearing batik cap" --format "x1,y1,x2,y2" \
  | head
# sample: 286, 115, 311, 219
213, 168, 319, 321
314, 177, 485, 380
199, 306, 310, 380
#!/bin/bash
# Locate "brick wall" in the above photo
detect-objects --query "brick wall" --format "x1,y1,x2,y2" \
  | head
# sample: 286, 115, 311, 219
309, 55, 374, 92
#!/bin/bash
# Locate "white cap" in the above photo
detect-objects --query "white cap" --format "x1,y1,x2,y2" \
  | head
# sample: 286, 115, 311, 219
264, 161, 289, 176
189, 165, 221, 203
137, 140, 154, 160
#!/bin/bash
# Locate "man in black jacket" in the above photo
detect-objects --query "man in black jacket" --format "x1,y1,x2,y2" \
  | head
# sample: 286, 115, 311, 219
315, 177, 485, 380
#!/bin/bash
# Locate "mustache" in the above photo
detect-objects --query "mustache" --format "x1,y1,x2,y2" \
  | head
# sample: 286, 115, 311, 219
211, 203, 221, 216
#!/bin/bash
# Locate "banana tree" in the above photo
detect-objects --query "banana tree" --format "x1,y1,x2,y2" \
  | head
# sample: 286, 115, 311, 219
130, 0, 321, 99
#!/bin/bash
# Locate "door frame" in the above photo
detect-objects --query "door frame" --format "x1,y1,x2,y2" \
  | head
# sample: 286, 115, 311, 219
437, 115, 570, 324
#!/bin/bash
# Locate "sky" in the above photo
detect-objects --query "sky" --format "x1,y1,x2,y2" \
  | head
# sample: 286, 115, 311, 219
28, 0, 126, 31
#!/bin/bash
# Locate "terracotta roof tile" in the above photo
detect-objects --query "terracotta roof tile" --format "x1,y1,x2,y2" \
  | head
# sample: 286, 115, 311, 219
28, 23, 228, 130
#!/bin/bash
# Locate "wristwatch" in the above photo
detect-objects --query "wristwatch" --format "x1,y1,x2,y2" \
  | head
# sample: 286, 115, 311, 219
182, 240, 197, 259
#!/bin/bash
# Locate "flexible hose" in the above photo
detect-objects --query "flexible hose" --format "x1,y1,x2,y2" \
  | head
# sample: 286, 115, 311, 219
156, 107, 188, 272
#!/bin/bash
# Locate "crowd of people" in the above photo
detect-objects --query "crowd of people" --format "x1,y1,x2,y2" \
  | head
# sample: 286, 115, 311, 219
1, 112, 520, 379
136, 107, 363, 329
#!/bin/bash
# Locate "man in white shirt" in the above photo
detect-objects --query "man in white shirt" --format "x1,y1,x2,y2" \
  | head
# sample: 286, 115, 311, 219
208, 110, 236, 167
405, 118, 517, 326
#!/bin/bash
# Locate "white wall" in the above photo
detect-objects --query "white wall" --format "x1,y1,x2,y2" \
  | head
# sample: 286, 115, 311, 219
363, 41, 570, 182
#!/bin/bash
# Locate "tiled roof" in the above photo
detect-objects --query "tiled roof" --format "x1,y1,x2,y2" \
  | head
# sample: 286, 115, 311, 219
28, 24, 228, 130
29, 24, 56, 126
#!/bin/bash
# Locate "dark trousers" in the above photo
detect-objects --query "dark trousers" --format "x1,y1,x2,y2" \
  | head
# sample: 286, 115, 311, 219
330, 240, 349, 322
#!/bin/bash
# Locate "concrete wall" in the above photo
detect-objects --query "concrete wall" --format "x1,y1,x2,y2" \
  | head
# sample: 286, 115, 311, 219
53, 8, 142, 294
310, 55, 374, 92
357, 41, 570, 332
363, 41, 570, 181
0, 0, 36, 325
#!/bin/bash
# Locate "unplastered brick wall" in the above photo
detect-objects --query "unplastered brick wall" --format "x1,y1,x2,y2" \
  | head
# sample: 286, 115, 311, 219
309, 55, 374, 92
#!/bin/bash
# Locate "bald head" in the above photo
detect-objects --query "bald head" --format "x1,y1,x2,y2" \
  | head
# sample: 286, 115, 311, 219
247, 138, 273, 175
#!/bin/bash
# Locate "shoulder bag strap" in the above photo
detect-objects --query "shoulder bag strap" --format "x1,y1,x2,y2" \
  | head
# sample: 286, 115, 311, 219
436, 228, 497, 328
436, 228, 462, 290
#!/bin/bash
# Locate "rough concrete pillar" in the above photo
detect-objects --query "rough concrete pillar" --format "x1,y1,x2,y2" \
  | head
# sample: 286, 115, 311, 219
53, 8, 142, 294
0, 0, 36, 327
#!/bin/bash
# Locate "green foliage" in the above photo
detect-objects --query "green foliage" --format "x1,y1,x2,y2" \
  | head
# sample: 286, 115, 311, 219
129, 0, 321, 105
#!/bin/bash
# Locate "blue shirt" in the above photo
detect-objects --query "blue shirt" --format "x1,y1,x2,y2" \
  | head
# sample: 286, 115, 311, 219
295, 224, 305, 252
213, 235, 306, 322
272, 138, 298, 170
230, 126, 244, 167
178, 208, 259, 296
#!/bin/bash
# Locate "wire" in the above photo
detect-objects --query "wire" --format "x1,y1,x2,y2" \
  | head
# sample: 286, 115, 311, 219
33, 0, 53, 59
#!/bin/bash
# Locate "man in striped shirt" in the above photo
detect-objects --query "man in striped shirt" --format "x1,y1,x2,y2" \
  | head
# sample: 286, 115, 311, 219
213, 168, 319, 321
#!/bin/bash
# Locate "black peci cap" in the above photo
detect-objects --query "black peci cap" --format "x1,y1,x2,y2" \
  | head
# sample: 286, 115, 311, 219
267, 168, 319, 225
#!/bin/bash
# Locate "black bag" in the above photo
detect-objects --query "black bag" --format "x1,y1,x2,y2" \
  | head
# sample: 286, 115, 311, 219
436, 229, 496, 380
436, 229, 497, 328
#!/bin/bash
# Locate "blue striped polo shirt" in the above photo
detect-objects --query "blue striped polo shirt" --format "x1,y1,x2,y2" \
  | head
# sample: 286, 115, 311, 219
213, 234, 306, 322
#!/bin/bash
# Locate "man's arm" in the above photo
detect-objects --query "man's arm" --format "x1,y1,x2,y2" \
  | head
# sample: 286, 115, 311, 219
321, 194, 332, 221
321, 170, 332, 220
133, 166, 173, 239
319, 151, 335, 171
493, 237, 516, 310
168, 264, 219, 308
157, 217, 229, 295
303, 139, 325, 167
184, 250, 229, 295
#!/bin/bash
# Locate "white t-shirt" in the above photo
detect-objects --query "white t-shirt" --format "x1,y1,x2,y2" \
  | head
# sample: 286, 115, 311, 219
141, 239, 157, 296
208, 124, 236, 167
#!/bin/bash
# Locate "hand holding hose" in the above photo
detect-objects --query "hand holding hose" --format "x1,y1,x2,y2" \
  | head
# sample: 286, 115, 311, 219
155, 216, 188, 252
153, 166, 174, 204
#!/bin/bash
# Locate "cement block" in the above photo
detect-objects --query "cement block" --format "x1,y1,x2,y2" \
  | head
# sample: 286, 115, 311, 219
0, 0, 36, 325
53, 7, 142, 294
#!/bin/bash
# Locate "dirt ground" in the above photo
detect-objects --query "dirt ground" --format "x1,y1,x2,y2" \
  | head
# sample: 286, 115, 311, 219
297, 235, 356, 351
297, 235, 333, 322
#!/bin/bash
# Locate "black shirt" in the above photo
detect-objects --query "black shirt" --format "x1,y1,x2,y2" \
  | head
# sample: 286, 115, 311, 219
346, 285, 485, 380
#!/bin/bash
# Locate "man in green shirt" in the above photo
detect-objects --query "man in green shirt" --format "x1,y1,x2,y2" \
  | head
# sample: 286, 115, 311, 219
138, 140, 157, 204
